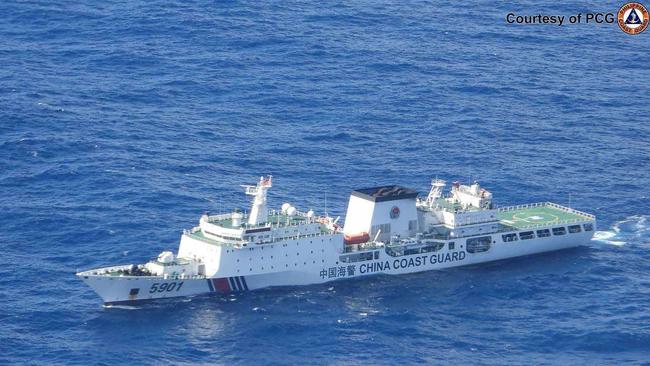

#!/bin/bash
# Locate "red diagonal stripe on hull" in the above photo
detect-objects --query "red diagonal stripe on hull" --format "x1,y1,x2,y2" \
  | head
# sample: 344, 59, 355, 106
212, 278, 231, 293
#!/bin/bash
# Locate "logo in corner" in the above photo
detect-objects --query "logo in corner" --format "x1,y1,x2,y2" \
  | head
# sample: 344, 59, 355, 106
390, 206, 400, 219
618, 2, 649, 34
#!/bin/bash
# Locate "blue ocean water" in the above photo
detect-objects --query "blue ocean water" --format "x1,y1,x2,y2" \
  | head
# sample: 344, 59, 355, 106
2, 0, 650, 364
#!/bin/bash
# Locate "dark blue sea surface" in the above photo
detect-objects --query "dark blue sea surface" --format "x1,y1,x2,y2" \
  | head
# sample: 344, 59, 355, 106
2, 0, 650, 364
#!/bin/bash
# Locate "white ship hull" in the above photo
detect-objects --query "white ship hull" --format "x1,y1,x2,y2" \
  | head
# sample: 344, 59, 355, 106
78, 177, 597, 305
78, 229, 593, 305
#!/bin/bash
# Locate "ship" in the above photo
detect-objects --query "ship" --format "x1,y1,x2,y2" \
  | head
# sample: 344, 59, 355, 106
77, 175, 596, 306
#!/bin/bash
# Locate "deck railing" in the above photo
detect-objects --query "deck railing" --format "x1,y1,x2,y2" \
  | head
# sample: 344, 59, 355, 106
545, 202, 596, 220
206, 210, 316, 230
497, 202, 596, 220
206, 213, 233, 221
186, 227, 339, 248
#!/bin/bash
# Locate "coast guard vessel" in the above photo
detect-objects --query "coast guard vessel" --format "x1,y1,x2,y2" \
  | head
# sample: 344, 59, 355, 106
77, 175, 596, 305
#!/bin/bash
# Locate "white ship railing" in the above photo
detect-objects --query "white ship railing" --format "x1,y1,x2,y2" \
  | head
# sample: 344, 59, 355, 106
186, 227, 340, 247
497, 202, 596, 220
497, 202, 547, 211
207, 213, 233, 221
79, 265, 207, 280
545, 202, 596, 219
206, 210, 315, 230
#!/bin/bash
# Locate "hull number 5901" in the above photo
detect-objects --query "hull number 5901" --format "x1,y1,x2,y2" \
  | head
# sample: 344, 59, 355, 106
149, 282, 184, 293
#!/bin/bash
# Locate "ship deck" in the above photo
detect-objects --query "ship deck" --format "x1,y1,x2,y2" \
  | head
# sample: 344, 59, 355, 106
497, 203, 594, 230
211, 214, 307, 229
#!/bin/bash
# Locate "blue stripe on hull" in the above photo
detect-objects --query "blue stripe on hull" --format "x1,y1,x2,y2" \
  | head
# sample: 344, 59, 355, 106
228, 277, 238, 291
234, 276, 243, 291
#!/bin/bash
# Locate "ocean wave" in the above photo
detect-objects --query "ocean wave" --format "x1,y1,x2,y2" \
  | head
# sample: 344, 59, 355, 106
592, 215, 650, 246
592, 231, 625, 246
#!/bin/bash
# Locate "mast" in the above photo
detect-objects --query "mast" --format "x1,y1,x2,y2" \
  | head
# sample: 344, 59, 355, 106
242, 175, 272, 226
426, 179, 446, 207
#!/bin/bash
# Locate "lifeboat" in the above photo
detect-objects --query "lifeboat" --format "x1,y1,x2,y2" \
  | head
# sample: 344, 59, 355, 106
344, 232, 370, 245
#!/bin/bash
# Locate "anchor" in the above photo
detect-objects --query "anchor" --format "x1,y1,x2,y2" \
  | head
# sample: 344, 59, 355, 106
625, 9, 643, 24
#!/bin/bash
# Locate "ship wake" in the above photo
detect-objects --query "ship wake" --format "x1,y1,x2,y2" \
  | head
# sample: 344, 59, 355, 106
592, 215, 649, 246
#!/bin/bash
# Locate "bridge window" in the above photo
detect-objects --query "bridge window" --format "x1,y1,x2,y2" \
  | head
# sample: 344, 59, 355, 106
466, 236, 491, 253
568, 225, 582, 233
552, 227, 566, 235
340, 251, 374, 263
519, 231, 534, 240
385, 242, 444, 257
385, 247, 400, 257
583, 223, 593, 231
502, 233, 518, 242
421, 242, 445, 253
404, 248, 420, 255
536, 229, 551, 238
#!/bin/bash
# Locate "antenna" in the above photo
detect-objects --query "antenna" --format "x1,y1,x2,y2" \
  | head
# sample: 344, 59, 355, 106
568, 192, 572, 208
